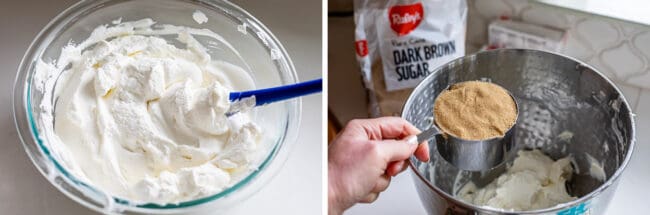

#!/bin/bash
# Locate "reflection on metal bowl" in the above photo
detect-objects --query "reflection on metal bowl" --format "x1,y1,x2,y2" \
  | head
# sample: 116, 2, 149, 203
403, 49, 635, 215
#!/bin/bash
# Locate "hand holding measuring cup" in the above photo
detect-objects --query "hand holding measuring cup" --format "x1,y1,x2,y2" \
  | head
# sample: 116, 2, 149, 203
328, 117, 430, 215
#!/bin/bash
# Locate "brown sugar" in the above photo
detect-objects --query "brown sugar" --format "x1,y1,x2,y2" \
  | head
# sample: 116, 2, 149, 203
433, 81, 518, 140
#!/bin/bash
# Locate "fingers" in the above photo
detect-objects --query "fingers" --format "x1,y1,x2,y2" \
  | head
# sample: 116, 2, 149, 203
349, 117, 420, 140
414, 141, 430, 162
360, 174, 393, 204
386, 161, 402, 176
385, 160, 410, 176
362, 175, 391, 204
371, 174, 391, 193
375, 139, 417, 162
359, 192, 379, 203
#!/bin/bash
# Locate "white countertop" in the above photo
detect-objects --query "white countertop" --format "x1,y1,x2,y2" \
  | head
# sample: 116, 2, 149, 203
537, 0, 650, 26
0, 0, 322, 214
329, 15, 650, 215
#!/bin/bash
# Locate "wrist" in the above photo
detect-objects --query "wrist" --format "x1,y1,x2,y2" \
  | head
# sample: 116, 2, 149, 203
328, 185, 341, 215
328, 163, 344, 215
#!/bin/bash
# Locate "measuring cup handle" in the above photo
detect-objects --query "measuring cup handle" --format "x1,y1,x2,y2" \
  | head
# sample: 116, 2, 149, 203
407, 126, 442, 145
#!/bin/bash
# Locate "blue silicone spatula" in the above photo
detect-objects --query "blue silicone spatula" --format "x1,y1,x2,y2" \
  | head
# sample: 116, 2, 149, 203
226, 78, 322, 116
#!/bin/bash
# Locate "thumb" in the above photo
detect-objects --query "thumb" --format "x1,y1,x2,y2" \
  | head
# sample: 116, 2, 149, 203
376, 136, 418, 162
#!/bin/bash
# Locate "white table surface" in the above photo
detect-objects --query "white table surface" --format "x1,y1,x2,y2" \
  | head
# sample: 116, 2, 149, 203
329, 15, 650, 215
0, 0, 322, 214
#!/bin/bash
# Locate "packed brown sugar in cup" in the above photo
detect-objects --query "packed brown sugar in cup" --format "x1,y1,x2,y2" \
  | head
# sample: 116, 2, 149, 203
433, 81, 517, 140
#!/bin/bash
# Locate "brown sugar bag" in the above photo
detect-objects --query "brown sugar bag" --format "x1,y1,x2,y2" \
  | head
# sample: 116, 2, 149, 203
371, 59, 413, 116
354, 0, 467, 116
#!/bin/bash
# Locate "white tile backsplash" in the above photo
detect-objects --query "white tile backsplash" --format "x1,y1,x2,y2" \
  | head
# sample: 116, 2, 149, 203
520, 5, 571, 29
574, 19, 620, 50
626, 73, 650, 89
600, 42, 646, 79
468, 0, 650, 108
616, 83, 642, 112
633, 31, 650, 57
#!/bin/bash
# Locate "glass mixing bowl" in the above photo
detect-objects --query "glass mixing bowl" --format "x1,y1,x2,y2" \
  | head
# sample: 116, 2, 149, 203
12, 0, 300, 214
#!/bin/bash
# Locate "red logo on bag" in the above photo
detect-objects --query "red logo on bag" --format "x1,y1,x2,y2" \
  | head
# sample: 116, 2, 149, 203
355, 40, 368, 57
388, 3, 423, 36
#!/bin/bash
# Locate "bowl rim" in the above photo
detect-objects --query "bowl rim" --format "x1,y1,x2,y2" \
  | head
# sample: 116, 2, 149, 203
405, 48, 636, 214
12, 0, 301, 212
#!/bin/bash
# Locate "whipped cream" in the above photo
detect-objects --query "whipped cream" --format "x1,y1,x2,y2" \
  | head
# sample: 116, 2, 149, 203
35, 19, 263, 204
193, 10, 208, 24
457, 150, 576, 211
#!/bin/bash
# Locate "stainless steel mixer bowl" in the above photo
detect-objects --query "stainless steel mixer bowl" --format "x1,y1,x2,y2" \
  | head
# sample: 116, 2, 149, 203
403, 49, 635, 215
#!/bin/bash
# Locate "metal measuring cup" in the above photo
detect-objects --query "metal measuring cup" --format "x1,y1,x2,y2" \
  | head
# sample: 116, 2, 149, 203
407, 89, 519, 171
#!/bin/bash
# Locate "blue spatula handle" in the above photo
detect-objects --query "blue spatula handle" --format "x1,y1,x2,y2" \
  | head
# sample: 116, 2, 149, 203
229, 78, 322, 106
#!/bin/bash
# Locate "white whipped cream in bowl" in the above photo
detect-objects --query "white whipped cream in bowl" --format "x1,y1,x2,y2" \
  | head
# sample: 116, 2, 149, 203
13, 0, 299, 214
